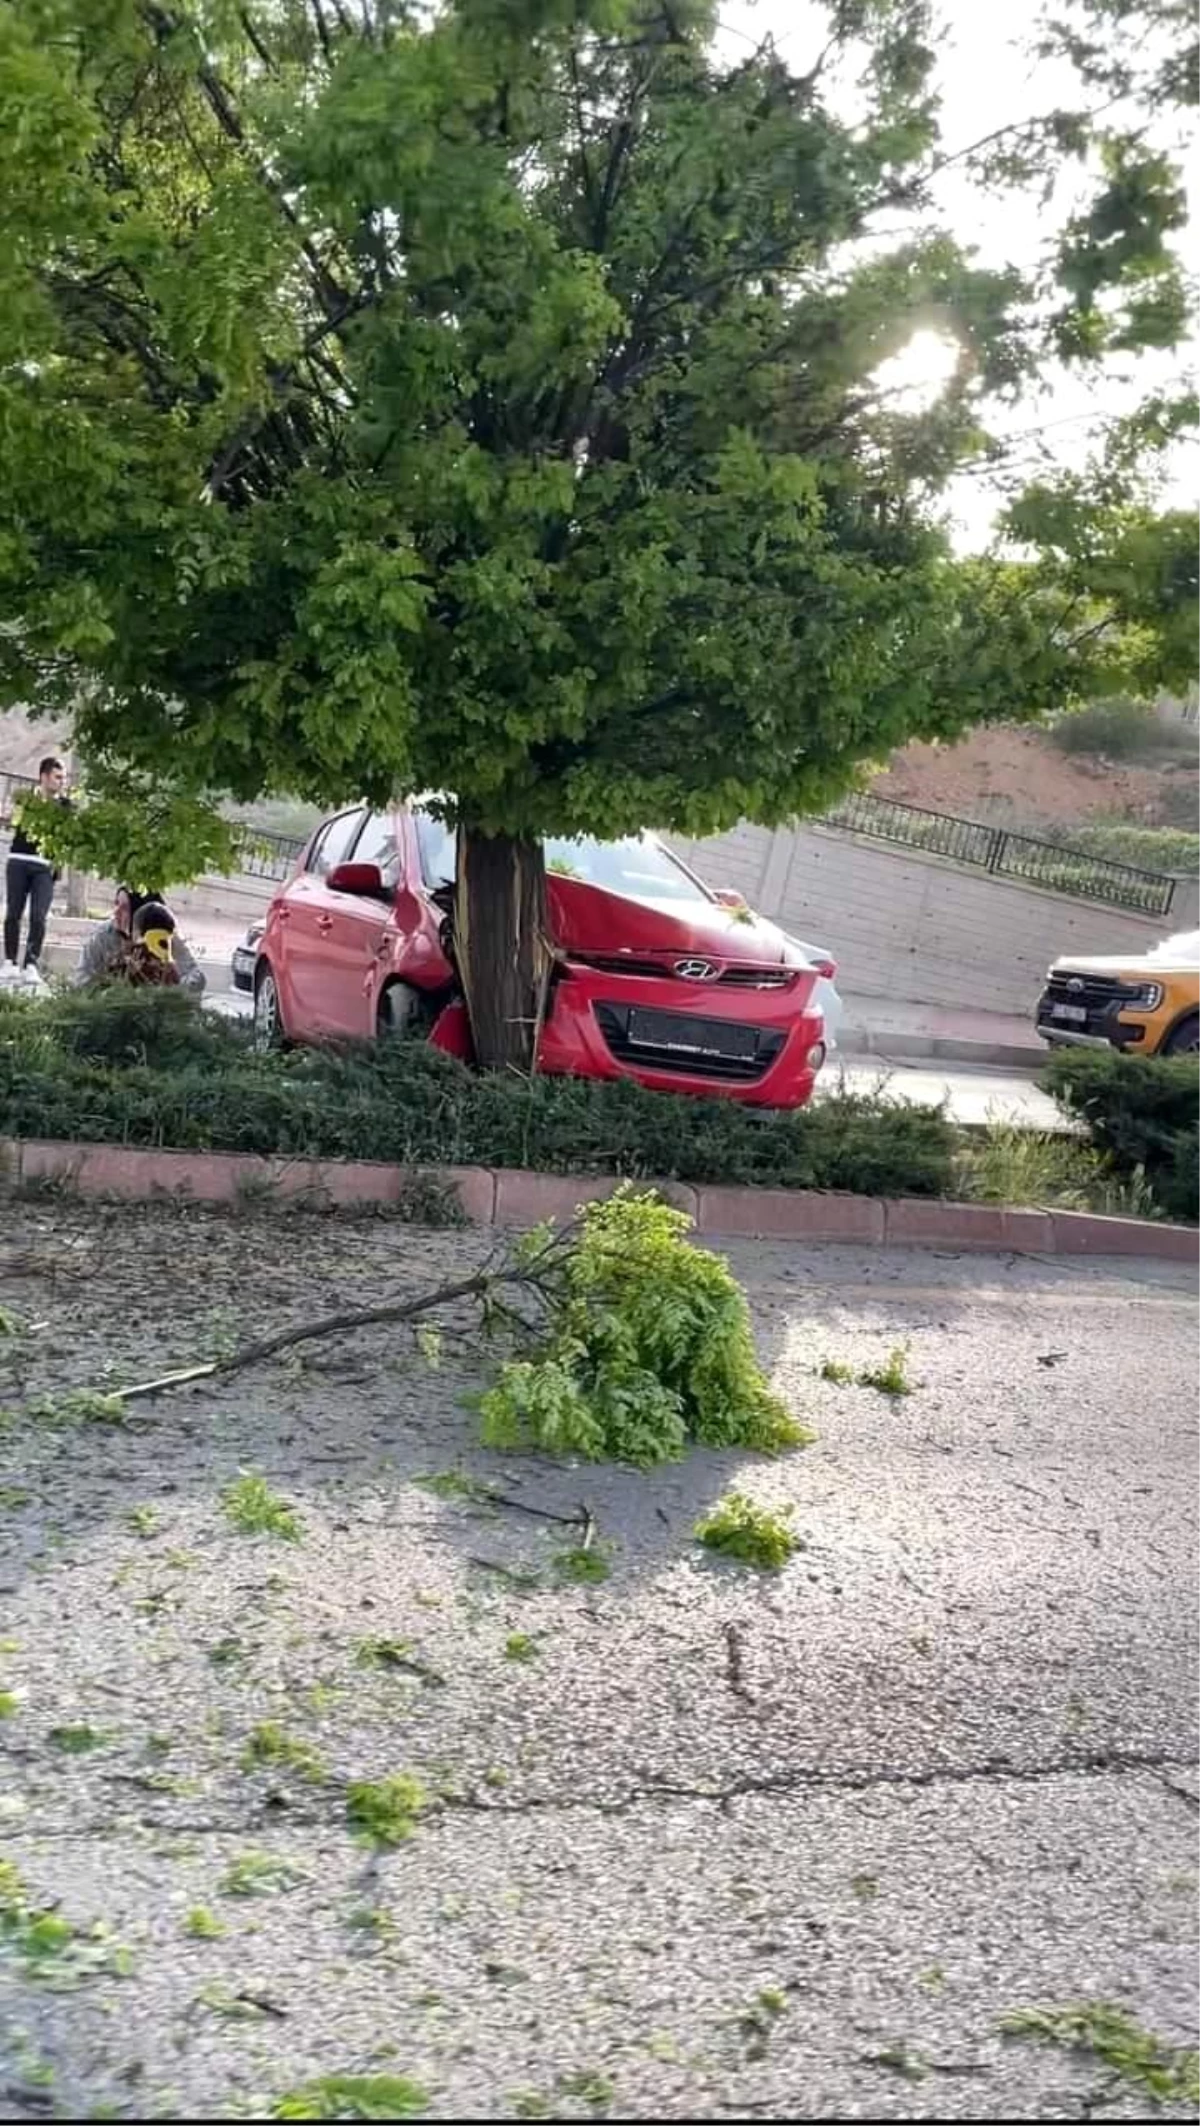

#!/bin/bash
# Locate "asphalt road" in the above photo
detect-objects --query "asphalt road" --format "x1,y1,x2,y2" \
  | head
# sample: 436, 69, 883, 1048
0, 1210, 1194, 2120
825, 1060, 1064, 1130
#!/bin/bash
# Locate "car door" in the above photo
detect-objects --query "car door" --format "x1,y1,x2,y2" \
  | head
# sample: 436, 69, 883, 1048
281, 808, 365, 1034
316, 810, 404, 1038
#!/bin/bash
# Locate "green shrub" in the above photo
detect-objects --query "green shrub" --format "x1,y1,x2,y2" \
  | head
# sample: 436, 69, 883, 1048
1043, 1049, 1198, 1222
480, 1191, 815, 1467
1050, 698, 1197, 763
857, 1343, 913, 1396
1053, 820, 1199, 876
957, 1121, 1160, 1218
0, 984, 251, 1071
222, 1473, 302, 1540
0, 988, 958, 1198
1043, 1047, 1197, 1165
1161, 1127, 1200, 1223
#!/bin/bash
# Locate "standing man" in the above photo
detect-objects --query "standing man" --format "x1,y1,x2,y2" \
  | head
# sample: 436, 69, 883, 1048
3, 757, 70, 988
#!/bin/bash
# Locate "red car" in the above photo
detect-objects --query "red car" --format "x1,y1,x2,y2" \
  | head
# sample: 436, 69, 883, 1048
253, 803, 829, 1107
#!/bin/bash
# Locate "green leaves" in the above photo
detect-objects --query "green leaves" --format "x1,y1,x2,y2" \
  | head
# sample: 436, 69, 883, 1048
479, 1188, 810, 1467
346, 1773, 430, 1848
0, 1858, 133, 1989
1054, 133, 1189, 358
222, 1473, 302, 1541
19, 774, 244, 891
271, 2073, 429, 2121
0, 0, 1192, 894
694, 1491, 801, 1571
1000, 2001, 1199, 2109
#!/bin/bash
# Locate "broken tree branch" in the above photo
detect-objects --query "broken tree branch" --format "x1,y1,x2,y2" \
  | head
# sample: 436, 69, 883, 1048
107, 1222, 580, 1407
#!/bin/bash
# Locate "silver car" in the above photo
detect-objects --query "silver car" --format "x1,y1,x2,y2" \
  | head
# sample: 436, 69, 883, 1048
231, 921, 264, 994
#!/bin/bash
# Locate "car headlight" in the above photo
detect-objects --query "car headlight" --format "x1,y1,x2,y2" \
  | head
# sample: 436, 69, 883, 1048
1122, 983, 1164, 1010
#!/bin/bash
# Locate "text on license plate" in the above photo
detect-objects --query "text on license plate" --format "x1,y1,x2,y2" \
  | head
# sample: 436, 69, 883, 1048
1050, 1003, 1088, 1023
627, 1010, 757, 1061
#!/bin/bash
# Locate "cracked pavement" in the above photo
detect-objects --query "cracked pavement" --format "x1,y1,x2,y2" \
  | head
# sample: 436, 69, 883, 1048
0, 1204, 1195, 2119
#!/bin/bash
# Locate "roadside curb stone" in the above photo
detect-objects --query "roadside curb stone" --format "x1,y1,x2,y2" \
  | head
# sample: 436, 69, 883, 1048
6, 1137, 1195, 1262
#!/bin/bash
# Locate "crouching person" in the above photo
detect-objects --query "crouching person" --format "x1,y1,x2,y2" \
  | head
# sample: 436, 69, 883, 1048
73, 887, 205, 994
118, 902, 184, 987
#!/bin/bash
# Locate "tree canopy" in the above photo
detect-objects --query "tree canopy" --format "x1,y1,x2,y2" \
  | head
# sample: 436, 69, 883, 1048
0, 0, 1194, 1032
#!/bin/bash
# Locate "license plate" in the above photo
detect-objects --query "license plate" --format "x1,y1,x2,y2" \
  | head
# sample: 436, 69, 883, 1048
626, 1009, 757, 1062
1050, 1003, 1088, 1024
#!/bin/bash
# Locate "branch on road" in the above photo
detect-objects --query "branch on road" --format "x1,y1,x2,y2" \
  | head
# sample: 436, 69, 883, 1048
90, 1222, 581, 1409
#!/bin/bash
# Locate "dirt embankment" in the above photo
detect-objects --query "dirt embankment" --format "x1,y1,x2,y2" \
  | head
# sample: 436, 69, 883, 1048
872, 725, 1197, 830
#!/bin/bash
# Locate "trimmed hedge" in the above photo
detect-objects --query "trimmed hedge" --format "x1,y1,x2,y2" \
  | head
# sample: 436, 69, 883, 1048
1043, 1047, 1199, 1223
1054, 820, 1199, 875
0, 987, 958, 1199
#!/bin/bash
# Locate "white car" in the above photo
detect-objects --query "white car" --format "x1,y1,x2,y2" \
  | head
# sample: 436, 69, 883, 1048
785, 936, 844, 1050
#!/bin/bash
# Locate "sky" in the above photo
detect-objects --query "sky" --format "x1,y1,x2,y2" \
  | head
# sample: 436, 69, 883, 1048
713, 0, 1196, 549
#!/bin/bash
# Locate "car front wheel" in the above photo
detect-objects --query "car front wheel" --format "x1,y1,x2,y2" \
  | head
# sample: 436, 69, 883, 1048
1163, 1012, 1199, 1055
254, 962, 285, 1050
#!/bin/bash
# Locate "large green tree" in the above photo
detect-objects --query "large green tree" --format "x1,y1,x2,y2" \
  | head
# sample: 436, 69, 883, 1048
0, 0, 1194, 1063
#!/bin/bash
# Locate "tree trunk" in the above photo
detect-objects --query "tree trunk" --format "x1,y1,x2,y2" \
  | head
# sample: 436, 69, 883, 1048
455, 826, 549, 1073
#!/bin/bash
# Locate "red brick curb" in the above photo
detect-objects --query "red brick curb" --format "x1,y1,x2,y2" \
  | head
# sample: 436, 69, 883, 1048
5, 1139, 1196, 1263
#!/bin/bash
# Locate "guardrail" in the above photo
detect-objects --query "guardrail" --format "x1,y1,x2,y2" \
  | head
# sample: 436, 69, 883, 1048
824, 790, 1178, 918
237, 828, 306, 880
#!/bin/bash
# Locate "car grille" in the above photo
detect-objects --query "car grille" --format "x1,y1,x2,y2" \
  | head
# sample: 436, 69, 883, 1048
1037, 969, 1151, 1046
714, 966, 792, 989
579, 954, 681, 980
594, 1003, 783, 1082
1042, 972, 1140, 1008
576, 954, 792, 989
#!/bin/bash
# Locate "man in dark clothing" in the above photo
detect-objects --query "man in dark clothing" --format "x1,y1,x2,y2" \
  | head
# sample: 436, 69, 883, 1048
4, 757, 70, 984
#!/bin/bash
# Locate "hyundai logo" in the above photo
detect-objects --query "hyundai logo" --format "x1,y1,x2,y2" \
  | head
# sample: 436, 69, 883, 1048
675, 958, 718, 980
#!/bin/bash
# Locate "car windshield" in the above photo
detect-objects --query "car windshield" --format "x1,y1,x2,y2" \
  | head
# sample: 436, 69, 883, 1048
414, 813, 711, 907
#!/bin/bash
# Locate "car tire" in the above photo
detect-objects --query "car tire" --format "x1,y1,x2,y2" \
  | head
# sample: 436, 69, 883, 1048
376, 981, 421, 1039
1163, 1013, 1199, 1056
253, 961, 285, 1050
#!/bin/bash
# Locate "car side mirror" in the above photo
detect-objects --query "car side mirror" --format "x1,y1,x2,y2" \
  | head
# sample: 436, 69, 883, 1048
326, 861, 390, 899
712, 886, 748, 910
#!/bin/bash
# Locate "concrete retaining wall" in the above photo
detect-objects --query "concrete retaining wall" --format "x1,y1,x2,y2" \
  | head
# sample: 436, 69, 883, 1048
669, 821, 1191, 1014
167, 874, 275, 929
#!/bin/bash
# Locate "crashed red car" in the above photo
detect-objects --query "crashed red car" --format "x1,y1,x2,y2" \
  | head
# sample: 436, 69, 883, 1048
253, 803, 829, 1107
